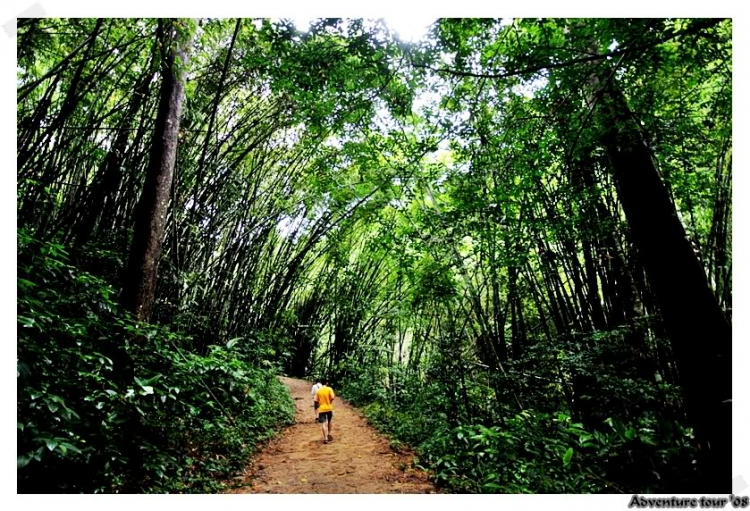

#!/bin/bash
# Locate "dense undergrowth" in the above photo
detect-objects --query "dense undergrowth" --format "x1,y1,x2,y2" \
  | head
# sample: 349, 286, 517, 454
12, 227, 703, 494
17, 230, 294, 493
339, 352, 698, 494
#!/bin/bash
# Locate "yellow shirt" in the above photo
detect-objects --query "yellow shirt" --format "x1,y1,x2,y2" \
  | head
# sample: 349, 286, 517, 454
315, 386, 335, 413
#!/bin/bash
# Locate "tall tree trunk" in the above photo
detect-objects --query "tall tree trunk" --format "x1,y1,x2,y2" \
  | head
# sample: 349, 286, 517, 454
122, 20, 192, 322
592, 75, 731, 492
508, 266, 524, 359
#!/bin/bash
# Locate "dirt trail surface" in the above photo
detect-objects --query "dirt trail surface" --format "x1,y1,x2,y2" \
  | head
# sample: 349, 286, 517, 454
227, 377, 436, 494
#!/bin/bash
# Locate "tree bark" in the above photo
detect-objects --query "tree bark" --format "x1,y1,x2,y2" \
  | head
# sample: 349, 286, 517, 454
122, 20, 192, 322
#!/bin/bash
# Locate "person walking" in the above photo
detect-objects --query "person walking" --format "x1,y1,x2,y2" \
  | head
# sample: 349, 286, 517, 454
314, 380, 335, 444
310, 380, 322, 422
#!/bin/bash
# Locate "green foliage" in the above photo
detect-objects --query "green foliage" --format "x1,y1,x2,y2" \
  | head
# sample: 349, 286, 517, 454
338, 340, 696, 494
418, 411, 695, 493
17, 230, 294, 493
419, 413, 604, 493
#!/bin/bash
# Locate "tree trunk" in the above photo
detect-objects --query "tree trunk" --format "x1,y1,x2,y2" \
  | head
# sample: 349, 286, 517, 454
122, 20, 192, 322
593, 76, 731, 492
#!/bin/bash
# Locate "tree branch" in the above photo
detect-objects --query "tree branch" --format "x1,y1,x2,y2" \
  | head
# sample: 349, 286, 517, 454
414, 18, 728, 80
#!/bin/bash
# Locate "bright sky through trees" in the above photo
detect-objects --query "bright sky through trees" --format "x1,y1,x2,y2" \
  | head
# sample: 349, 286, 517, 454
290, 16, 437, 42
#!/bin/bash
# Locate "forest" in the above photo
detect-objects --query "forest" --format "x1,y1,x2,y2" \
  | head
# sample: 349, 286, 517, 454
16, 17, 732, 494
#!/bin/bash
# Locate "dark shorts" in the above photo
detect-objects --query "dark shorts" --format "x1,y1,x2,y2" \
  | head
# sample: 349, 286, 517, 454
318, 411, 333, 423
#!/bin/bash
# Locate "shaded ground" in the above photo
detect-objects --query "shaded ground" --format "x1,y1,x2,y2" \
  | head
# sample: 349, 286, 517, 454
227, 377, 436, 494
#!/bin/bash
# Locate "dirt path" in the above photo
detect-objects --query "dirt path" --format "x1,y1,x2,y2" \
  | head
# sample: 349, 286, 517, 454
227, 377, 436, 494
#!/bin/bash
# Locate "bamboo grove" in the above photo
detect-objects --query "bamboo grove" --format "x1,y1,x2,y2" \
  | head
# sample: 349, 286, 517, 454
17, 18, 731, 493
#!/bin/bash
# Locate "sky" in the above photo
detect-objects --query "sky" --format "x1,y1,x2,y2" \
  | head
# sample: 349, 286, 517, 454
290, 16, 436, 42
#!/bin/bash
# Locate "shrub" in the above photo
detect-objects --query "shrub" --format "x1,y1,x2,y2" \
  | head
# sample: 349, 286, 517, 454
17, 230, 294, 493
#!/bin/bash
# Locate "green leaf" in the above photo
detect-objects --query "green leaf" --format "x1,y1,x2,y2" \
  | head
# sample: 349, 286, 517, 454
226, 337, 242, 349
19, 316, 35, 328
45, 438, 59, 452
60, 443, 81, 455
562, 447, 573, 466
136, 374, 162, 386
624, 427, 636, 441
